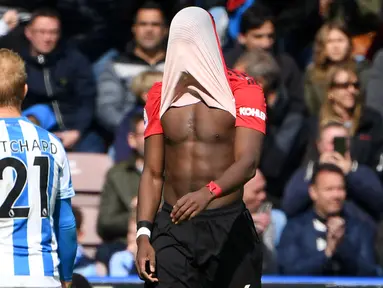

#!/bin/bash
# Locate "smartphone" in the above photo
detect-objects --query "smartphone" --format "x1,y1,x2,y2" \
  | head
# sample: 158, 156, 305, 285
333, 136, 347, 156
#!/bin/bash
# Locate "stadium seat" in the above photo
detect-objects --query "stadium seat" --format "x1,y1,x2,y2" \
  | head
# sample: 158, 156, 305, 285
68, 153, 113, 250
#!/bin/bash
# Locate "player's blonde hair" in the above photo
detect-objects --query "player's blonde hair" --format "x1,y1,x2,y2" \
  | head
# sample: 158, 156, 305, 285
131, 70, 163, 98
0, 49, 27, 108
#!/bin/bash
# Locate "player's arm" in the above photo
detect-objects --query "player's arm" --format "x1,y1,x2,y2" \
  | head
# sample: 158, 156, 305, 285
136, 134, 165, 230
213, 82, 266, 196
54, 151, 77, 284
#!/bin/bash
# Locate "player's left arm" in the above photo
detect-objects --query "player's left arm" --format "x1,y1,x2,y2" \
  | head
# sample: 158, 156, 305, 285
212, 82, 266, 196
54, 153, 77, 283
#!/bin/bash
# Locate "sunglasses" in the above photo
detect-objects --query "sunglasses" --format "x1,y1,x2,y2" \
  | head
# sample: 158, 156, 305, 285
331, 81, 360, 89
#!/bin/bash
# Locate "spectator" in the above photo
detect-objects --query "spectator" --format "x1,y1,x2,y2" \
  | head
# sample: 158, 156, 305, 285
96, 112, 145, 271
278, 163, 378, 276
283, 122, 383, 229
17, 8, 101, 152
109, 197, 138, 277
304, 21, 370, 116
309, 65, 383, 177
96, 1, 168, 137
235, 49, 306, 202
224, 2, 306, 121
243, 169, 286, 274
113, 70, 163, 162
22, 104, 56, 130
366, 49, 383, 120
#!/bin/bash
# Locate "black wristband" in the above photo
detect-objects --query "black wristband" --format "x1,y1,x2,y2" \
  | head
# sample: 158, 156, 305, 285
137, 220, 153, 231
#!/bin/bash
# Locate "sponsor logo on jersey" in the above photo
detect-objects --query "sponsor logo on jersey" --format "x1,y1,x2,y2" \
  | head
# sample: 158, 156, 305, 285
239, 107, 266, 120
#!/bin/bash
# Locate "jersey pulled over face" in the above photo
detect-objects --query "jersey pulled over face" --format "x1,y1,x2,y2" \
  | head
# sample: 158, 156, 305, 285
144, 68, 267, 139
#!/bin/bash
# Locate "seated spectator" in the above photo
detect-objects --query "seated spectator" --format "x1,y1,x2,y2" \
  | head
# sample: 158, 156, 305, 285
304, 21, 370, 116
278, 163, 378, 276
224, 3, 305, 123
15, 8, 102, 152
283, 122, 383, 230
366, 49, 383, 120
96, 1, 168, 137
307, 65, 383, 177
234, 48, 306, 203
96, 112, 145, 271
243, 169, 286, 274
113, 70, 163, 162
109, 197, 138, 277
72, 206, 100, 277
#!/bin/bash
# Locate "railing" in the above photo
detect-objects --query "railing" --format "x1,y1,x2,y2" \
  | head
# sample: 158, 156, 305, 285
87, 276, 383, 288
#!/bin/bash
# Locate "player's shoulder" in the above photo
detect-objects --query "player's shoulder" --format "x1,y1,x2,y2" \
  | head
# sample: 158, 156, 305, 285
227, 68, 260, 89
145, 82, 162, 111
43, 129, 67, 160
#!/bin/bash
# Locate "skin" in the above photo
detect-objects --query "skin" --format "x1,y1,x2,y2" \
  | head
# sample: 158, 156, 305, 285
238, 20, 275, 51
326, 29, 350, 63
136, 80, 264, 281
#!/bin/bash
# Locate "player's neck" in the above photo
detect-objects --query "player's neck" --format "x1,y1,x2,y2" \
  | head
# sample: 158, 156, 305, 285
0, 106, 22, 118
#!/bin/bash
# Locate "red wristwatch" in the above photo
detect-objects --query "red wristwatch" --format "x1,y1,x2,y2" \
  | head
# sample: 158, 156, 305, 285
206, 181, 222, 198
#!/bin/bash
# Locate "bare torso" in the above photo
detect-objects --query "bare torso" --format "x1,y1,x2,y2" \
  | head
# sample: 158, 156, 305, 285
161, 101, 242, 208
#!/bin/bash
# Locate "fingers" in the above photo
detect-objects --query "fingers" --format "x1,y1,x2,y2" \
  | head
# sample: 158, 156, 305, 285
172, 200, 193, 223
170, 196, 188, 218
177, 205, 197, 223
137, 258, 158, 282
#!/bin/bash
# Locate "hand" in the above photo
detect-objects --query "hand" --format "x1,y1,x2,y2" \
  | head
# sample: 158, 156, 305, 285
60, 281, 72, 288
2, 10, 18, 30
331, 152, 352, 175
319, 152, 352, 175
171, 187, 215, 224
136, 237, 158, 282
325, 216, 345, 257
252, 212, 271, 235
55, 130, 80, 149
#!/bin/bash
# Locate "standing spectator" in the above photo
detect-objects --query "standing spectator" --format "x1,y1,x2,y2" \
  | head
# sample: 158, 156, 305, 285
278, 163, 378, 276
304, 22, 370, 116
96, 1, 168, 137
283, 122, 383, 229
96, 112, 145, 271
17, 8, 100, 152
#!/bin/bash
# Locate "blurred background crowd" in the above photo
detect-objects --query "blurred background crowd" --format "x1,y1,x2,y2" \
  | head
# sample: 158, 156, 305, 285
1, 0, 383, 280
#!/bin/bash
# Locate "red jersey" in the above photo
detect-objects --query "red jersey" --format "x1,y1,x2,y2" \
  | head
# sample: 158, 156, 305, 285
143, 69, 267, 138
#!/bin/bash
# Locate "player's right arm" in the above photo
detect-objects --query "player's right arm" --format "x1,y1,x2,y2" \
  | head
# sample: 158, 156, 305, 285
136, 83, 164, 282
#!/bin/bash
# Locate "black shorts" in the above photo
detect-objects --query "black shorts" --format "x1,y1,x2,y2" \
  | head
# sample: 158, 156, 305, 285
146, 201, 263, 288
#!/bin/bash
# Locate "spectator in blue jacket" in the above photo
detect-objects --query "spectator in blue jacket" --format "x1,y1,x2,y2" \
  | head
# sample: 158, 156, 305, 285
282, 121, 383, 230
278, 163, 378, 276
17, 8, 102, 152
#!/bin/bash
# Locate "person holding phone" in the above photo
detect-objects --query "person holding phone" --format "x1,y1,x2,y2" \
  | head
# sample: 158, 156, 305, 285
282, 121, 383, 231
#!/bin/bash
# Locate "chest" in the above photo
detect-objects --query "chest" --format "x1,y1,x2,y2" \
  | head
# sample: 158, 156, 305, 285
161, 102, 235, 144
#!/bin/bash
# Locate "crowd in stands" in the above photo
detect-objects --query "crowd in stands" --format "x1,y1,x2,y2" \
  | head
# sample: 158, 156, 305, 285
1, 0, 383, 280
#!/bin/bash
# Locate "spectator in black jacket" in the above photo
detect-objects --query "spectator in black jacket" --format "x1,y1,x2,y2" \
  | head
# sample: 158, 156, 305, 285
18, 8, 101, 152
278, 163, 378, 276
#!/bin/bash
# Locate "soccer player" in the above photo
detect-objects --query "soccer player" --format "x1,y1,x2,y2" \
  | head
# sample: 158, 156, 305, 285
136, 7, 265, 288
0, 49, 77, 288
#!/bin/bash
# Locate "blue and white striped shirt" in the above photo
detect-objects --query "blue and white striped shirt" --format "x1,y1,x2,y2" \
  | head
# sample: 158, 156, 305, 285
0, 117, 75, 287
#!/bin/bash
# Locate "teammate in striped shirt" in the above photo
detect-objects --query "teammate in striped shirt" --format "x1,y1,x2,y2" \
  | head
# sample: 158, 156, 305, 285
0, 49, 77, 288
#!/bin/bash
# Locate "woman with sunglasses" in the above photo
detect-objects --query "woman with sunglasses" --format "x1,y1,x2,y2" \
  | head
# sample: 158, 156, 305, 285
304, 22, 370, 116
308, 65, 383, 178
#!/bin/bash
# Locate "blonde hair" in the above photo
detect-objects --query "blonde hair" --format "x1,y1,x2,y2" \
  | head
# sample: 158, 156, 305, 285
0, 49, 27, 108
310, 22, 354, 80
131, 70, 163, 98
319, 66, 361, 136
